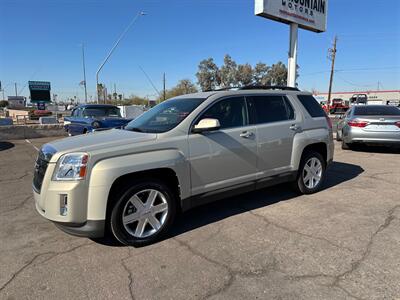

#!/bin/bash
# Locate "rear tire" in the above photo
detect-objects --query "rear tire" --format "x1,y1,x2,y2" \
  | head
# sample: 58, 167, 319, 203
336, 130, 342, 141
110, 179, 177, 247
341, 140, 351, 150
293, 151, 326, 194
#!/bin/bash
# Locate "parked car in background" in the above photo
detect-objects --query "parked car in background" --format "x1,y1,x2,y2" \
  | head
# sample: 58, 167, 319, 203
64, 104, 131, 136
329, 98, 349, 114
33, 86, 334, 246
29, 109, 52, 120
336, 105, 400, 149
349, 94, 368, 106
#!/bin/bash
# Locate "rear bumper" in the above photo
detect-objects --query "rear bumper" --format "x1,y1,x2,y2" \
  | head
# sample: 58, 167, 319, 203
344, 127, 400, 144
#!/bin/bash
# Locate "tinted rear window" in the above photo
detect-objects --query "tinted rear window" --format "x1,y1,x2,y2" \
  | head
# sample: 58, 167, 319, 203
297, 95, 326, 117
354, 106, 400, 116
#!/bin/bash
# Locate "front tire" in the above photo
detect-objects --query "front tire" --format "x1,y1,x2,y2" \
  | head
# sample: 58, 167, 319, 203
293, 151, 326, 194
110, 180, 177, 247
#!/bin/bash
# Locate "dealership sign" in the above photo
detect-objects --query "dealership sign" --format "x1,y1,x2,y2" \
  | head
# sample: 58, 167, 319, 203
255, 0, 328, 32
28, 81, 51, 91
29, 81, 51, 103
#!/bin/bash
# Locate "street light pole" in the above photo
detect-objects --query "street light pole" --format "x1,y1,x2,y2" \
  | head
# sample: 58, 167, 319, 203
96, 11, 146, 104
81, 43, 88, 103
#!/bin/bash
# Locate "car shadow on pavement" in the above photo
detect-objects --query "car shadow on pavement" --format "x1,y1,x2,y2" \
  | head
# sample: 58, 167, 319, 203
0, 141, 15, 151
348, 144, 400, 154
167, 161, 364, 241
93, 161, 363, 247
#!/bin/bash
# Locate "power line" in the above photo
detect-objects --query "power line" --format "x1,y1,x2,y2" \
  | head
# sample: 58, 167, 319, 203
301, 66, 400, 77
138, 65, 161, 97
335, 74, 375, 88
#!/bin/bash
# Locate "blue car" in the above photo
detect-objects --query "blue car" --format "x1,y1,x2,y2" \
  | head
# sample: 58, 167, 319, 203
64, 104, 132, 136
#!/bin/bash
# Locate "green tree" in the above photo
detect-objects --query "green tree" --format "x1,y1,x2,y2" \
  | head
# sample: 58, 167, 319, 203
196, 58, 220, 91
253, 62, 271, 85
0, 100, 8, 108
236, 63, 253, 86
157, 79, 198, 102
268, 62, 288, 86
219, 54, 238, 88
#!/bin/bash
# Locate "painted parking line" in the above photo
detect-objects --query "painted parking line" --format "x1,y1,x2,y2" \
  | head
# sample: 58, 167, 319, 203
25, 139, 39, 152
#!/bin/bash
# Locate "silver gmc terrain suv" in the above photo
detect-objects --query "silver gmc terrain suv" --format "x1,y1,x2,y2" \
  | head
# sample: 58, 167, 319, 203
33, 86, 334, 246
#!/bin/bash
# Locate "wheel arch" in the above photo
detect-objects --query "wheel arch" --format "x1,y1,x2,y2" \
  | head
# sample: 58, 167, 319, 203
86, 149, 189, 221
300, 142, 327, 163
105, 168, 181, 222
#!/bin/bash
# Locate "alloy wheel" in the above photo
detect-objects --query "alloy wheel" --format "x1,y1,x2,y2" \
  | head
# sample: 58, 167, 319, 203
302, 157, 323, 189
122, 189, 169, 238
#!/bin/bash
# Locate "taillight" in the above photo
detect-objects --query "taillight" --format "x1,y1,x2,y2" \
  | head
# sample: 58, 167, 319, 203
395, 121, 400, 128
348, 119, 369, 128
325, 115, 332, 129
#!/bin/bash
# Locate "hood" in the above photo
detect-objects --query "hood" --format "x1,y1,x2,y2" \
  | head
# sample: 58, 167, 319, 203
46, 129, 157, 160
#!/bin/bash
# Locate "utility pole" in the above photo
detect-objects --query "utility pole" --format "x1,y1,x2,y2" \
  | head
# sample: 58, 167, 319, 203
14, 83, 18, 96
327, 36, 338, 113
163, 73, 166, 102
81, 43, 88, 103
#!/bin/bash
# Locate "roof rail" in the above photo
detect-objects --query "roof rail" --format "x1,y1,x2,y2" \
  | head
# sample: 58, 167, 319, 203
205, 86, 240, 92
239, 85, 300, 91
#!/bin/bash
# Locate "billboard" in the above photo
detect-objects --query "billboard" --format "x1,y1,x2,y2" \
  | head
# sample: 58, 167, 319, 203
29, 81, 51, 103
255, 0, 328, 33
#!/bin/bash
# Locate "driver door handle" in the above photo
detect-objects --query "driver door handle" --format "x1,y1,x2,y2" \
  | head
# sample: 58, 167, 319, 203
289, 124, 302, 132
240, 131, 254, 138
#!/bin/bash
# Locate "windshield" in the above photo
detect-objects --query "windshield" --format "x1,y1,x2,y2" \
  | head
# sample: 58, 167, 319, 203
125, 98, 205, 133
354, 106, 400, 116
83, 107, 121, 118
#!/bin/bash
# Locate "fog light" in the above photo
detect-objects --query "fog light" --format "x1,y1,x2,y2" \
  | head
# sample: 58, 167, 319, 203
60, 194, 68, 216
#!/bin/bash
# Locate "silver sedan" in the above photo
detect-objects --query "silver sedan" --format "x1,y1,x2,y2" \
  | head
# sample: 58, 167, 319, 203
336, 105, 400, 149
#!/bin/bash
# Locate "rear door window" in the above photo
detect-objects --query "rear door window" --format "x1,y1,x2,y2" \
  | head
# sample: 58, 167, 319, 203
247, 95, 295, 125
297, 95, 326, 118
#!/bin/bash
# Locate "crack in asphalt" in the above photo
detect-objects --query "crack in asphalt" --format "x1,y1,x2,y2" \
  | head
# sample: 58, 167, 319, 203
0, 172, 31, 183
248, 210, 354, 253
0, 195, 32, 215
363, 172, 399, 185
173, 204, 399, 299
276, 204, 400, 300
0, 241, 92, 293
120, 248, 136, 300
330, 204, 400, 291
173, 238, 278, 300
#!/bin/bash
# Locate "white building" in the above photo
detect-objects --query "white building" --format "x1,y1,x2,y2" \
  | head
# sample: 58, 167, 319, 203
7, 96, 26, 109
314, 90, 400, 106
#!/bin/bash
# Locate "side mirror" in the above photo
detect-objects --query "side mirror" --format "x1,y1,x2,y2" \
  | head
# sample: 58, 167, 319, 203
192, 118, 220, 133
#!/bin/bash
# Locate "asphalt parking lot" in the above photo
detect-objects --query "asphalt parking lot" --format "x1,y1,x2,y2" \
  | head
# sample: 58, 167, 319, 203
0, 137, 399, 300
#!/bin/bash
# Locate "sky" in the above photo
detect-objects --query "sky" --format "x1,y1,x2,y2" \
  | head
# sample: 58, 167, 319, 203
1, 0, 399, 102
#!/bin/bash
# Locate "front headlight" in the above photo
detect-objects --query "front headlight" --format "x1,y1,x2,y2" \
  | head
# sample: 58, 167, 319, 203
52, 152, 89, 181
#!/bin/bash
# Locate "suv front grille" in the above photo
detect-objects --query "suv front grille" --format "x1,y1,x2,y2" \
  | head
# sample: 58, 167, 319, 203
33, 145, 56, 194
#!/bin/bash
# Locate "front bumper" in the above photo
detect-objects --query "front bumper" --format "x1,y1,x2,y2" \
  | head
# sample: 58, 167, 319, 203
54, 220, 105, 238
33, 174, 106, 238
